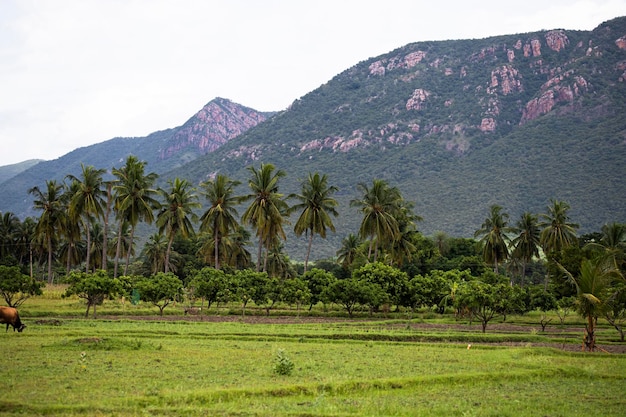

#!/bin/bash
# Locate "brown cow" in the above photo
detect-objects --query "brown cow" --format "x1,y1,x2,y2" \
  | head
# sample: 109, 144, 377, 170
0, 306, 26, 332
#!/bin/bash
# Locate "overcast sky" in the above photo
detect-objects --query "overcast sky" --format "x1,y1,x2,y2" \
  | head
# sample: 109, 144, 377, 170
1, 0, 625, 166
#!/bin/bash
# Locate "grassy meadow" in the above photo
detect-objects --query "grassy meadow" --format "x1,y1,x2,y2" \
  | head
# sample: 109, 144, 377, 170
2, 287, 625, 416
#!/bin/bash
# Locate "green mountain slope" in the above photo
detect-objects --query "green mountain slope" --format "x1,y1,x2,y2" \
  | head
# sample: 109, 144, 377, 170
167, 17, 626, 260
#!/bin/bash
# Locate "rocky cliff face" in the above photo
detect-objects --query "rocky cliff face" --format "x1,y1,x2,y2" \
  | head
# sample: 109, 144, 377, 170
159, 98, 268, 160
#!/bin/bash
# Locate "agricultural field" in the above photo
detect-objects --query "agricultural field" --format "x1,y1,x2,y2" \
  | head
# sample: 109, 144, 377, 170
2, 287, 626, 416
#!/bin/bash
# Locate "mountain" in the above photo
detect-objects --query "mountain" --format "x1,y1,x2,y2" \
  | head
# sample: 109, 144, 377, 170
166, 17, 626, 259
0, 98, 271, 218
0, 159, 43, 185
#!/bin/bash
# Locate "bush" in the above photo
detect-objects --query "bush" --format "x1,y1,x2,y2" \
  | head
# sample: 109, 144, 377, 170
273, 349, 294, 376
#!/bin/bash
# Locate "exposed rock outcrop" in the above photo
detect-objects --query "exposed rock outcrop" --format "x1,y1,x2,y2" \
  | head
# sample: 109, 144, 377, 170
406, 89, 431, 111
160, 98, 267, 160
545, 30, 569, 51
489, 65, 523, 95
520, 75, 588, 123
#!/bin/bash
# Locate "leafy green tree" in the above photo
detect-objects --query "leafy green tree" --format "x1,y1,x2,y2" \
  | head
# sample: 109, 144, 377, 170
287, 172, 339, 273
280, 277, 311, 315
66, 164, 107, 273
530, 287, 558, 331
350, 179, 402, 262
199, 174, 242, 270
63, 270, 122, 318
604, 281, 626, 341
241, 163, 289, 272
327, 277, 385, 317
189, 267, 232, 309
510, 212, 541, 287
156, 178, 200, 273
454, 280, 506, 333
112, 156, 159, 277
474, 205, 511, 274
352, 262, 409, 309
135, 272, 184, 316
0, 265, 44, 307
301, 268, 337, 310
232, 269, 271, 316
29, 180, 65, 284
558, 255, 623, 351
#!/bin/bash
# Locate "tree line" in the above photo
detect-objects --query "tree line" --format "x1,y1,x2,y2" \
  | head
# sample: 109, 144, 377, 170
0, 156, 624, 351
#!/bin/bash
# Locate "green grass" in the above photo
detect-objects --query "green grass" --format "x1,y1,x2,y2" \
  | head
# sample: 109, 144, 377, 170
3, 290, 625, 416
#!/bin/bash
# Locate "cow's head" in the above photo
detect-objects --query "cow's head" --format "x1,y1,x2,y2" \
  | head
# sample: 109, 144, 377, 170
17, 324, 25, 332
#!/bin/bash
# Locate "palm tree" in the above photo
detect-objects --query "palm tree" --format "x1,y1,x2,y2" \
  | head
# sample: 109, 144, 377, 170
199, 174, 242, 270
112, 156, 159, 277
287, 172, 339, 273
0, 211, 20, 260
558, 255, 623, 351
350, 179, 402, 262
14, 217, 37, 276
224, 226, 252, 269
156, 178, 199, 273
142, 233, 170, 275
336, 233, 362, 270
539, 199, 579, 256
584, 222, 626, 270
241, 163, 289, 272
539, 200, 579, 289
474, 204, 511, 274
510, 212, 541, 287
29, 180, 65, 283
66, 164, 106, 272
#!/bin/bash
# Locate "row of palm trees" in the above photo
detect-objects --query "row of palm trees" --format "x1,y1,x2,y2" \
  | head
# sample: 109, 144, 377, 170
17, 158, 345, 283
474, 201, 625, 287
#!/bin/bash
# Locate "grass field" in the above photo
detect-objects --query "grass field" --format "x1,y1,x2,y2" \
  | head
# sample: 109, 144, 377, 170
2, 288, 625, 416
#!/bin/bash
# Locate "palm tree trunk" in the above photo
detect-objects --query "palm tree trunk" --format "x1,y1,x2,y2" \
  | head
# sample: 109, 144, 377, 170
113, 221, 123, 278
84, 219, 91, 273
304, 232, 313, 273
102, 183, 112, 270
124, 226, 136, 276
47, 235, 53, 284
256, 235, 263, 272
214, 229, 220, 270
165, 233, 175, 273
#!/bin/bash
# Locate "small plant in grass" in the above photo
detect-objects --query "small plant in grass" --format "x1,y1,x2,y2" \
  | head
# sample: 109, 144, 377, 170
273, 348, 294, 376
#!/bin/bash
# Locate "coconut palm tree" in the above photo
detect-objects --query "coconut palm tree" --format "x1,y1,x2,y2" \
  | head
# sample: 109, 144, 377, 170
241, 163, 289, 272
112, 156, 159, 277
539, 200, 579, 256
29, 180, 65, 283
539, 200, 579, 289
142, 233, 170, 275
199, 174, 242, 270
336, 233, 362, 270
0, 211, 20, 261
156, 178, 199, 273
66, 164, 107, 272
510, 212, 541, 287
558, 255, 623, 351
474, 204, 511, 274
287, 172, 339, 273
350, 179, 402, 262
584, 222, 626, 270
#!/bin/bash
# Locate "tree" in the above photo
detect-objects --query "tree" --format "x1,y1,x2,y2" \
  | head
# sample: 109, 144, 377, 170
66, 164, 107, 272
29, 180, 65, 284
454, 280, 506, 333
112, 156, 159, 277
584, 222, 626, 271
352, 262, 409, 309
539, 200, 579, 256
510, 212, 541, 287
280, 277, 311, 315
135, 272, 184, 316
0, 265, 44, 307
301, 268, 337, 310
558, 255, 623, 351
0, 212, 20, 262
63, 270, 122, 318
241, 163, 289, 272
199, 174, 242, 270
336, 234, 363, 270
287, 172, 339, 273
326, 277, 385, 317
156, 178, 200, 273
530, 287, 558, 331
474, 205, 511, 274
350, 179, 402, 262
233, 269, 269, 316
189, 267, 232, 309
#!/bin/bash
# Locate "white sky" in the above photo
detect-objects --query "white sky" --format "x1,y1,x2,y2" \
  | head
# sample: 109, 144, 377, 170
1, 0, 625, 166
